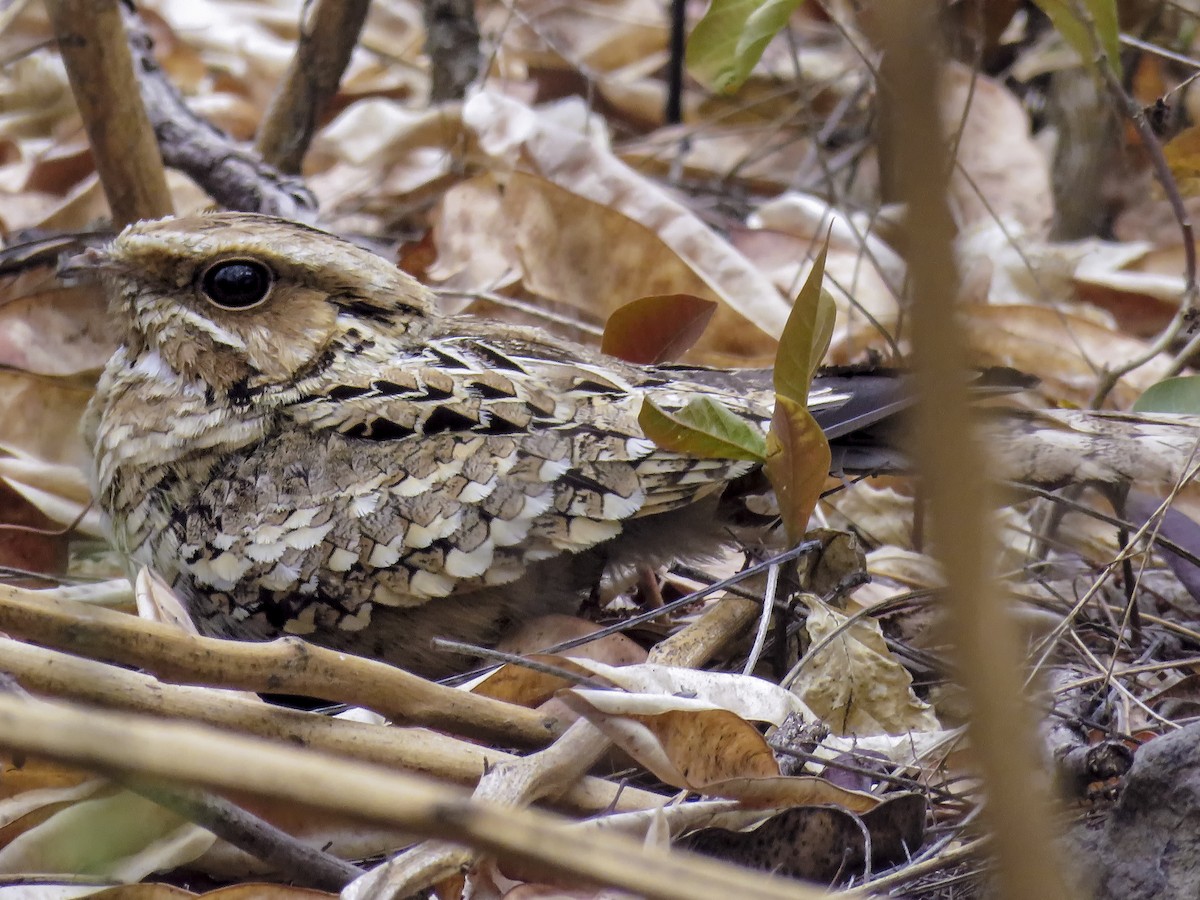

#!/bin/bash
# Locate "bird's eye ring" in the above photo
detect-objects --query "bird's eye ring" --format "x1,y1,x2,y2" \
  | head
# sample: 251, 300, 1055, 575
199, 259, 274, 310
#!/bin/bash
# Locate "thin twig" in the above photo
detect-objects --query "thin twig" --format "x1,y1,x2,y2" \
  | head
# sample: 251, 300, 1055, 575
422, 0, 482, 103
1079, 3, 1198, 407
876, 4, 1075, 898
0, 634, 661, 814
129, 780, 365, 891
0, 583, 558, 748
255, 0, 371, 173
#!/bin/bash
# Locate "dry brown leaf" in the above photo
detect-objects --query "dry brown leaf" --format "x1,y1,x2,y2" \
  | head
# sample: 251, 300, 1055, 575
1163, 124, 1200, 198
600, 294, 717, 364
0, 370, 92, 467
794, 597, 940, 737
559, 691, 781, 789
963, 303, 1171, 408
940, 61, 1053, 237
464, 90, 790, 363
424, 172, 517, 294
0, 456, 102, 536
0, 278, 115, 376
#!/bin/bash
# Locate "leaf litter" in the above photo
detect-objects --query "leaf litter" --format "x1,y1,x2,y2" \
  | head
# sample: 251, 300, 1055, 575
0, 1, 1198, 898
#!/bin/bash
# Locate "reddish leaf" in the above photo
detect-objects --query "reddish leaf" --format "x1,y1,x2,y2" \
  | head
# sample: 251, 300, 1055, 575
602, 294, 718, 364
764, 395, 830, 545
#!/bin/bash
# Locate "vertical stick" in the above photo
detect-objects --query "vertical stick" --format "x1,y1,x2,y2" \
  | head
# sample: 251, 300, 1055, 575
45, 0, 173, 226
873, 3, 1075, 899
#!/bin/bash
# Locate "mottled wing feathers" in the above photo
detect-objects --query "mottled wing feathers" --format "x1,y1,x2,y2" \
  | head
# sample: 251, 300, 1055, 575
161, 332, 763, 630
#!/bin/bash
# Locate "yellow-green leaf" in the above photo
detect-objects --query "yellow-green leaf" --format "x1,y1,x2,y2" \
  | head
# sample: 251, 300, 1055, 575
639, 396, 767, 461
764, 394, 830, 545
687, 0, 806, 94
1033, 0, 1121, 78
774, 239, 835, 404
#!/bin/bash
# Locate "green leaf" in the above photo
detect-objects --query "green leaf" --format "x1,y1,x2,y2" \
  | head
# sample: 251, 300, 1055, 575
764, 394, 830, 545
1132, 375, 1200, 414
639, 396, 767, 461
601, 294, 718, 364
687, 0, 806, 94
774, 238, 836, 404
1032, 0, 1121, 78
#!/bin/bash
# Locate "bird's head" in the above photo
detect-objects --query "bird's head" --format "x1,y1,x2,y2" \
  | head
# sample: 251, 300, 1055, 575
71, 212, 435, 398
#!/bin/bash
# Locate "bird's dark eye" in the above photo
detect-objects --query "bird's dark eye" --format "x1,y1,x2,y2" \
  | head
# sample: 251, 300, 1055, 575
200, 259, 273, 310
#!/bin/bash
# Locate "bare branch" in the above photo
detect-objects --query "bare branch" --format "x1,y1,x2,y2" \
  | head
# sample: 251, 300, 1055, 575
45, 0, 172, 225
255, 0, 371, 173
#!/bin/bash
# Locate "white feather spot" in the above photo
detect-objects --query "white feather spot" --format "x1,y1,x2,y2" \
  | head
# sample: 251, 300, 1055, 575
368, 543, 402, 568
625, 437, 657, 458
411, 569, 455, 597
457, 477, 497, 503
284, 522, 335, 550
190, 551, 253, 589
444, 541, 495, 578
282, 508, 319, 529
393, 476, 431, 497
242, 541, 286, 563
537, 459, 570, 481
601, 487, 646, 520
554, 518, 621, 549
252, 525, 285, 544
489, 517, 532, 547
351, 492, 381, 517
338, 605, 373, 632
328, 547, 358, 571
261, 562, 300, 591
406, 512, 462, 548
131, 350, 177, 382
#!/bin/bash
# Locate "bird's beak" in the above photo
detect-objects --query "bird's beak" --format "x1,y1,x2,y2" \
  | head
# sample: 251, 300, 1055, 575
57, 245, 122, 282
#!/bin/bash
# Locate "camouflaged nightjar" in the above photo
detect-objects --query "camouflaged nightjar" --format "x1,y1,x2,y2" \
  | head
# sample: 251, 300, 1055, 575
81, 212, 870, 676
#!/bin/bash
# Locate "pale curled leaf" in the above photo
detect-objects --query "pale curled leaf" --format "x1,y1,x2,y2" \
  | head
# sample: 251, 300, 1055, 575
563, 659, 817, 726
0, 789, 215, 880
795, 597, 940, 737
